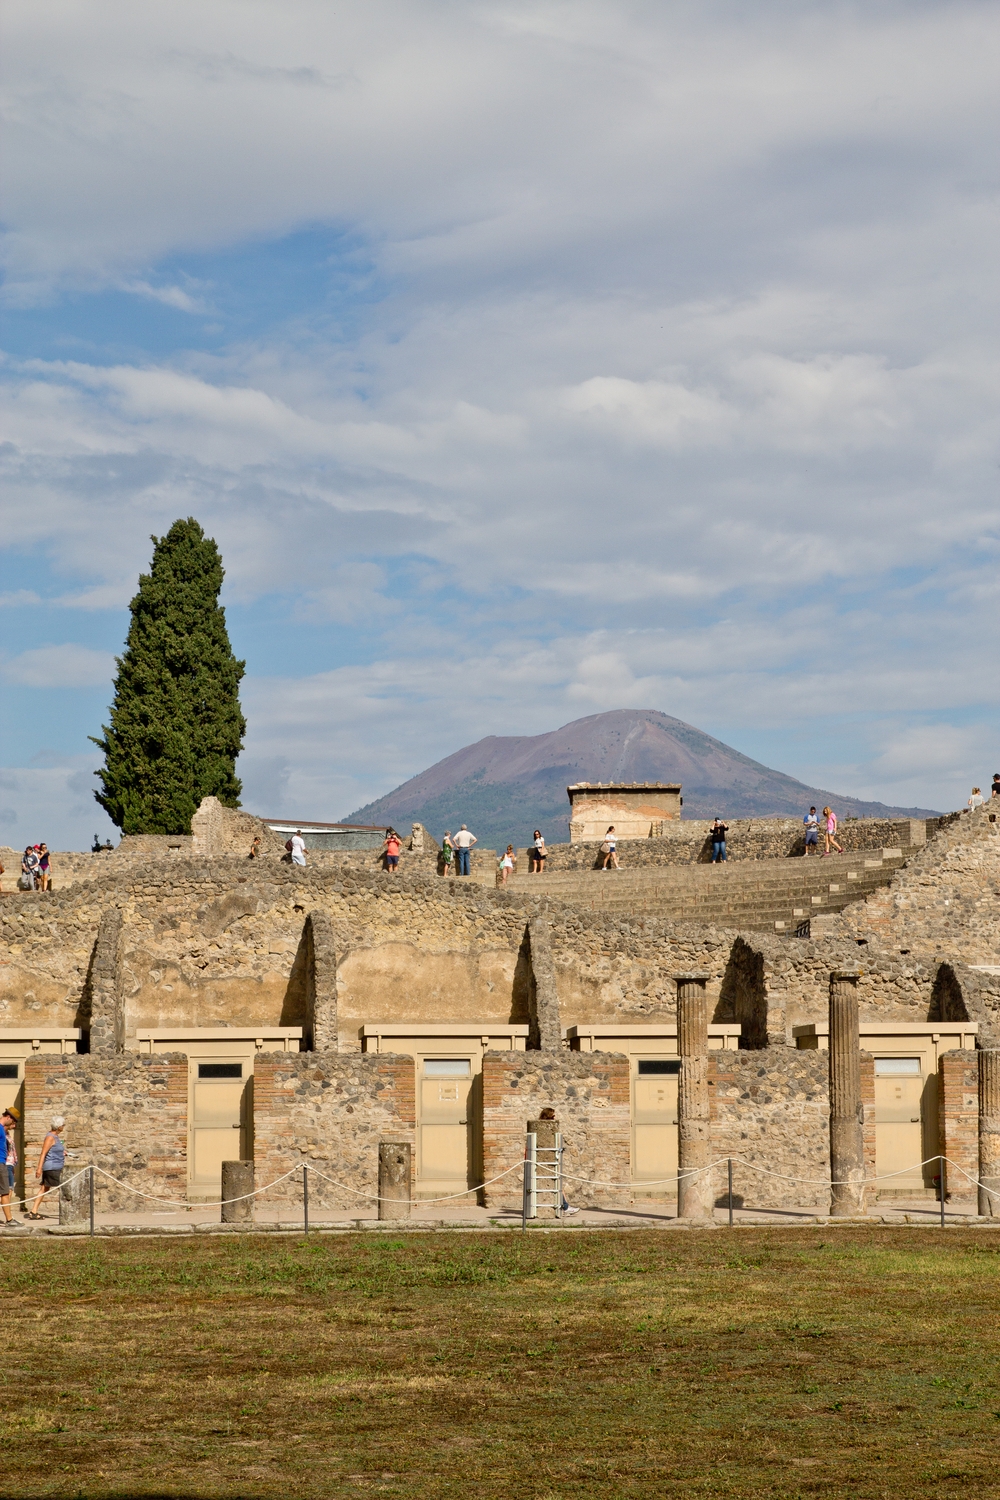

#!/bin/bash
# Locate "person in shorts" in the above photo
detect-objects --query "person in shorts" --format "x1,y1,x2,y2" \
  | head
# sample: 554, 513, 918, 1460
601, 827, 619, 870
383, 829, 402, 872
528, 831, 546, 873
822, 806, 844, 856
803, 807, 820, 853
27, 1116, 65, 1220
0, 1107, 18, 1225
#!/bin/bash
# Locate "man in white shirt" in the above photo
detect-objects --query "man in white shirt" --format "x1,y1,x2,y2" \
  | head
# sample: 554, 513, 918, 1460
452, 824, 477, 876
290, 831, 307, 867
802, 808, 819, 856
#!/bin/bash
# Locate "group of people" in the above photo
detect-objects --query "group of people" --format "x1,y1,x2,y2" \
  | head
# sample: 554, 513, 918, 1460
15, 844, 51, 891
0, 1110, 66, 1226
802, 806, 844, 856
967, 777, 1000, 809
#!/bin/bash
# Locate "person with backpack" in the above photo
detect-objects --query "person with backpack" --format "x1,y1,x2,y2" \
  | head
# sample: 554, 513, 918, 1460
286, 831, 306, 867
20, 847, 39, 891
26, 1116, 65, 1220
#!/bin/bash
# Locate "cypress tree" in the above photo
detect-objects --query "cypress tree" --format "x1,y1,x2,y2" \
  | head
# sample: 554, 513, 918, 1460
90, 518, 246, 834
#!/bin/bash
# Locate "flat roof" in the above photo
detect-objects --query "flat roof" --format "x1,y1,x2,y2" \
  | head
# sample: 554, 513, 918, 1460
567, 782, 682, 793
259, 819, 388, 832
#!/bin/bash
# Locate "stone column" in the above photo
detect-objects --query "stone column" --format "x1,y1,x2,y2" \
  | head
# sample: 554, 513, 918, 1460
979, 1051, 1000, 1217
527, 918, 562, 1052
306, 911, 338, 1052
59, 1169, 89, 1228
828, 971, 865, 1217
378, 1142, 412, 1220
89, 908, 124, 1055
677, 976, 712, 1222
221, 1161, 255, 1224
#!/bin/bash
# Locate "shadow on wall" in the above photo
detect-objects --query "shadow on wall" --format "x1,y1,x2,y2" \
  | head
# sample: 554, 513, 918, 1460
511, 928, 533, 1027
717, 938, 768, 1049
280, 926, 309, 1029
930, 964, 970, 1024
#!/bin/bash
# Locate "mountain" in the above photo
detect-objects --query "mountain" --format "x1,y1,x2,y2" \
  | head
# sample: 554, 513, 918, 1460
343, 709, 940, 850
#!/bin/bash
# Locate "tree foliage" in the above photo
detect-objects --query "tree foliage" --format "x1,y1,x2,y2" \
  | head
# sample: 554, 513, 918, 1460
91, 518, 246, 834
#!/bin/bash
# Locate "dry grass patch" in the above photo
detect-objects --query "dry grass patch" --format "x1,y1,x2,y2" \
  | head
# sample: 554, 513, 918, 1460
0, 1228, 998, 1497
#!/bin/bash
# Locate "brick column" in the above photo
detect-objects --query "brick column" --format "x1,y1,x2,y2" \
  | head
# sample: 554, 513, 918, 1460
829, 972, 865, 1216
939, 1050, 978, 1202
677, 975, 712, 1222
979, 1051, 1000, 1217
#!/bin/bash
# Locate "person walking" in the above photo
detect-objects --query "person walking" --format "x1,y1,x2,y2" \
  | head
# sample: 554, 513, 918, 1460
452, 825, 477, 876
528, 830, 547, 873
441, 832, 455, 876
822, 806, 843, 856
710, 818, 729, 863
803, 807, 820, 854
0, 1108, 18, 1226
601, 827, 619, 870
499, 845, 515, 886
27, 1116, 65, 1219
290, 830, 307, 868
383, 828, 402, 873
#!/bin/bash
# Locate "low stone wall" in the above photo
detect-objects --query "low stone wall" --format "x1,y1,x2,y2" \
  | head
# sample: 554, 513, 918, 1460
706, 1049, 876, 1211
22, 1053, 188, 1210
480, 1051, 630, 1210
251, 1052, 416, 1214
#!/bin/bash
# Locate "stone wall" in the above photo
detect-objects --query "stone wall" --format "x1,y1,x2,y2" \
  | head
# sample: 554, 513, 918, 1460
706, 1049, 876, 1212
23, 1053, 188, 1210
251, 1052, 416, 1214
480, 1051, 630, 1210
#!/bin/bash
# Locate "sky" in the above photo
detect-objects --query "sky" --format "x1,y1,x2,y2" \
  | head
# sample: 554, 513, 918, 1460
1, 0, 998, 850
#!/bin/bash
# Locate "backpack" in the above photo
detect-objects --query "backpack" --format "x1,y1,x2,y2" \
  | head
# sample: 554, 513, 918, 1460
285, 839, 293, 852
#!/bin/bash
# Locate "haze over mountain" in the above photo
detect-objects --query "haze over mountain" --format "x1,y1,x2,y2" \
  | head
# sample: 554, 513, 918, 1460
345, 710, 940, 850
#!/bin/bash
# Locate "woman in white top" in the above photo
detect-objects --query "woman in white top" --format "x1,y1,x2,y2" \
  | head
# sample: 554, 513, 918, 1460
499, 845, 515, 886
602, 826, 619, 870
968, 788, 985, 810
529, 830, 546, 873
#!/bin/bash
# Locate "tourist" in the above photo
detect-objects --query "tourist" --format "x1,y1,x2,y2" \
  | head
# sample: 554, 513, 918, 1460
248, 835, 262, 859
383, 828, 402, 873
0, 1108, 18, 1226
710, 818, 728, 863
822, 806, 844, 856
441, 832, 455, 876
36, 844, 50, 892
601, 827, 619, 870
20, 847, 39, 891
803, 807, 820, 854
528, 830, 547, 873
452, 825, 477, 876
499, 845, 515, 885
968, 788, 985, 811
26, 1116, 65, 1220
290, 830, 307, 868
992, 774, 1000, 798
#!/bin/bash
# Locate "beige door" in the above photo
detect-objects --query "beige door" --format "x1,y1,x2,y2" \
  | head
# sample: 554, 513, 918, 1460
419, 1058, 472, 1194
874, 1057, 924, 1190
190, 1062, 245, 1197
632, 1059, 679, 1187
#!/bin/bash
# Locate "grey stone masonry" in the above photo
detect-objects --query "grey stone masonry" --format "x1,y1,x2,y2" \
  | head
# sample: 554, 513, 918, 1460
221, 1160, 255, 1223
378, 1142, 411, 1220
829, 972, 865, 1217
89, 908, 124, 1054
677, 976, 712, 1221
527, 916, 562, 1052
306, 909, 339, 1052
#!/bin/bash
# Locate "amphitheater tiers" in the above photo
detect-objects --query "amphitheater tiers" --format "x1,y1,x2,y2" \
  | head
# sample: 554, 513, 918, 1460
2, 799, 999, 1216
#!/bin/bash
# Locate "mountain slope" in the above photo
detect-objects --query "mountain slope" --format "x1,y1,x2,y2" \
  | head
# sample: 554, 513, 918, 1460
344, 709, 940, 849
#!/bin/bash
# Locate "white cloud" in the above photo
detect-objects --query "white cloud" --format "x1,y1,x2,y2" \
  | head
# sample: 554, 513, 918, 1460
1, 644, 116, 688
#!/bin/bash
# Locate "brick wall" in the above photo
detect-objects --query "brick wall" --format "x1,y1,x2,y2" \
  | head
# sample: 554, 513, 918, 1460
22, 1054, 188, 1210
480, 1051, 630, 1210
939, 1049, 979, 1202
252, 1052, 416, 1214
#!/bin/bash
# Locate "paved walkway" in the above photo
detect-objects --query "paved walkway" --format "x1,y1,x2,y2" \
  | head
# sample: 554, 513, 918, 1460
6, 1196, 995, 1236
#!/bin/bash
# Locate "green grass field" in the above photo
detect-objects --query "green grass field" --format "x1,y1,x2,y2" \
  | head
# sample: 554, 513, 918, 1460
3, 1228, 999, 1498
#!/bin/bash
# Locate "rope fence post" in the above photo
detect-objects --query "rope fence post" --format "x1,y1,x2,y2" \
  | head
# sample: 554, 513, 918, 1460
303, 1164, 309, 1235
728, 1158, 734, 1228
89, 1165, 95, 1238
939, 1156, 945, 1228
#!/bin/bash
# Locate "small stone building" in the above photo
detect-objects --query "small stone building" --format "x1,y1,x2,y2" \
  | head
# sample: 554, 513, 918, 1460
567, 782, 682, 842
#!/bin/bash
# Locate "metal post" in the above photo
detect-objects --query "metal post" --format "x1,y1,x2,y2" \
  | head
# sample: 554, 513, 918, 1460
728, 1158, 734, 1228
939, 1157, 945, 1228
89, 1165, 95, 1238
522, 1132, 536, 1230
303, 1164, 309, 1235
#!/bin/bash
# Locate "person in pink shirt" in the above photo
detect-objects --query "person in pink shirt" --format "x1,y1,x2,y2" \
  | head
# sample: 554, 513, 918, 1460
822, 806, 844, 856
